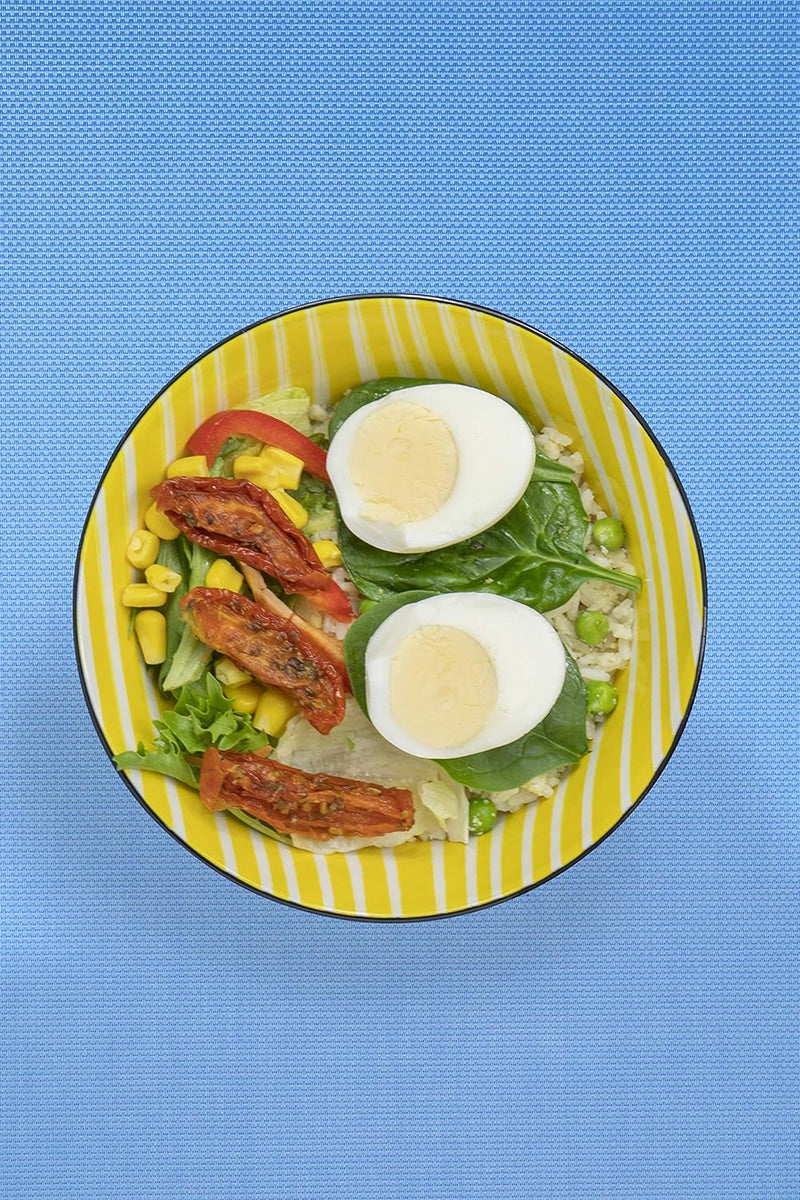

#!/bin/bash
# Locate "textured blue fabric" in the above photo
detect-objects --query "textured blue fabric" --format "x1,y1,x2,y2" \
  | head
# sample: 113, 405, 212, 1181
2, 3, 797, 1197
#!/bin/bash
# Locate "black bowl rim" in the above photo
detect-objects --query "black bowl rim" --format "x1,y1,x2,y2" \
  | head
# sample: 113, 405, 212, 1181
73, 293, 708, 922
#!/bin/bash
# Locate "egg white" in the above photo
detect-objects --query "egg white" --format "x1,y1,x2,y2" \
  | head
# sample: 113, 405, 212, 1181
364, 593, 567, 759
327, 383, 536, 553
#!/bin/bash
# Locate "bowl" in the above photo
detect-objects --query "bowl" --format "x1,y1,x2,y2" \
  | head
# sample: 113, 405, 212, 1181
74, 295, 706, 919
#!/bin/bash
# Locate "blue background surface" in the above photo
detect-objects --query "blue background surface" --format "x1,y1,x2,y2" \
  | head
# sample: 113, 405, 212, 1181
2, 3, 797, 1197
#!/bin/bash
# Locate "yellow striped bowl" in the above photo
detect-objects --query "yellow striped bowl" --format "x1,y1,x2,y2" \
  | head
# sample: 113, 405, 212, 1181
74, 296, 706, 919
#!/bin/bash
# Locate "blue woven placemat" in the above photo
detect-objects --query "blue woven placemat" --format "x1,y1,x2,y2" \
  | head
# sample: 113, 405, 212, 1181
2, 3, 797, 1197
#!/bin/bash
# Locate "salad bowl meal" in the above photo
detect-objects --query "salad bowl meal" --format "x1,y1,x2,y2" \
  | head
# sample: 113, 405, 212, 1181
74, 295, 706, 919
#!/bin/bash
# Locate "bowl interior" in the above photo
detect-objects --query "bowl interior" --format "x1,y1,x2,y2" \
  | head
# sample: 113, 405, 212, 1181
75, 296, 705, 918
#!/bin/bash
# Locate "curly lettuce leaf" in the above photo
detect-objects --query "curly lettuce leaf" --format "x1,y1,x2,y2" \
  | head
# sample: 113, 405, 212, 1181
241, 386, 312, 435
114, 671, 269, 788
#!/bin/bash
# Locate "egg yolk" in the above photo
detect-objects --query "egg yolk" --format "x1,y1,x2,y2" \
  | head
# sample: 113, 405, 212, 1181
349, 401, 458, 524
389, 624, 498, 749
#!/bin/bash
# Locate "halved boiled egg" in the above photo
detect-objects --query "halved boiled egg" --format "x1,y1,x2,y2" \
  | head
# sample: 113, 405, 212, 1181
364, 593, 566, 759
327, 383, 536, 553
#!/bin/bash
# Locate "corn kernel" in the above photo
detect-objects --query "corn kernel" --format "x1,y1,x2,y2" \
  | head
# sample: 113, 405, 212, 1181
269, 488, 308, 528
233, 455, 271, 484
144, 563, 182, 593
253, 687, 298, 737
205, 559, 244, 592
214, 657, 253, 688
144, 503, 181, 541
126, 529, 160, 570
312, 539, 342, 569
166, 455, 209, 479
121, 583, 167, 608
224, 682, 262, 715
134, 611, 167, 664
258, 445, 304, 489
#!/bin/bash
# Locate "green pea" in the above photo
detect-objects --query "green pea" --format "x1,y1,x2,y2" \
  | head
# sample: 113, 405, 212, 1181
468, 797, 498, 836
586, 680, 618, 715
575, 609, 609, 646
359, 598, 378, 614
592, 517, 626, 551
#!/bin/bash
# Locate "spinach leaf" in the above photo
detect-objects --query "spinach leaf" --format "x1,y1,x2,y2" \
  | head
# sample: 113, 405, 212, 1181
531, 453, 575, 483
328, 377, 437, 439
343, 591, 588, 793
331, 376, 638, 610
436, 653, 587, 791
339, 472, 640, 611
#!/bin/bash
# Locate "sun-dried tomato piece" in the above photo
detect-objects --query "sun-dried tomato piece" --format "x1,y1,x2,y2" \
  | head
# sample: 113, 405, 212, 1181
199, 746, 415, 840
181, 587, 346, 733
152, 477, 354, 622
153, 476, 329, 590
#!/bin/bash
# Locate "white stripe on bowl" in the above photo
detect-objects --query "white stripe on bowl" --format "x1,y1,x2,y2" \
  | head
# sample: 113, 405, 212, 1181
381, 848, 402, 917
502, 323, 555, 428
346, 853, 367, 916
313, 853, 335, 911
212, 345, 225, 408
629, 419, 682, 732
580, 719, 604, 850
666, 472, 704, 662
549, 774, 569, 874
248, 828, 271, 892
618, 627, 640, 814
439, 307, 480, 387
348, 300, 378, 380
468, 309, 519, 404
520, 799, 538, 889
464, 837, 479, 908
404, 298, 440, 376
94, 488, 140, 761
553, 348, 620, 512
380, 298, 412, 373
596, 379, 664, 770
244, 327, 261, 398
76, 563, 102, 728
276, 842, 301, 905
214, 813, 238, 874
307, 306, 330, 404
272, 316, 289, 387
431, 840, 447, 913
490, 810, 506, 897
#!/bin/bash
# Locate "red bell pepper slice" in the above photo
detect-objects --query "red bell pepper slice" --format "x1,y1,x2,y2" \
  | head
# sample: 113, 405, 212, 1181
303, 582, 356, 624
186, 410, 329, 480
